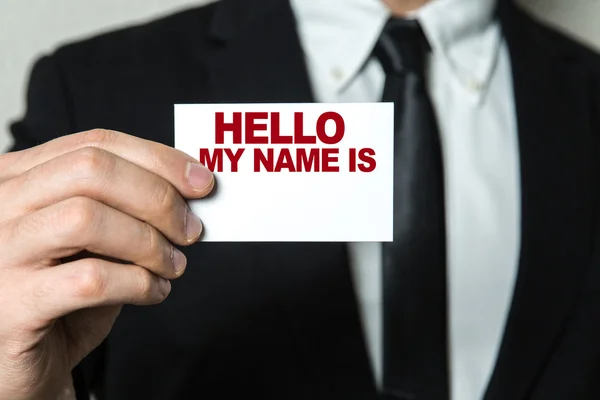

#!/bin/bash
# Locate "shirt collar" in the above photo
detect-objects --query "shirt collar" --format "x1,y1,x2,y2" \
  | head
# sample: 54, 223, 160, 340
415, 0, 501, 95
291, 0, 501, 98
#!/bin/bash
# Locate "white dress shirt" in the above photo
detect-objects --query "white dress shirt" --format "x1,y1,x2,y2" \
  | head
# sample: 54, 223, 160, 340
289, 0, 522, 399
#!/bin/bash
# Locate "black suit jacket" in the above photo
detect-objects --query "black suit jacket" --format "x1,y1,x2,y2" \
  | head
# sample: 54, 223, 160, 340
9, 0, 600, 399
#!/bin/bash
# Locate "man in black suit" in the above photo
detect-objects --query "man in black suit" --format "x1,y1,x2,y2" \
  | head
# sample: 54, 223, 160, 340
1, 0, 600, 399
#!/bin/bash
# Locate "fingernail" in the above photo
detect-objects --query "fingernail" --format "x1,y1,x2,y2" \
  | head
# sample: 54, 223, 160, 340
186, 162, 213, 191
185, 207, 203, 242
172, 247, 187, 275
159, 278, 172, 297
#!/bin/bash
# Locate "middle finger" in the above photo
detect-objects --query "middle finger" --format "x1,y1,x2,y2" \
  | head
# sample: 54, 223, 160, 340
0, 196, 187, 279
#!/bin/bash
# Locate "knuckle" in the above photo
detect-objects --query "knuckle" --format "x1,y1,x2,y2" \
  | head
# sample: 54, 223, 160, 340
135, 270, 156, 300
57, 197, 100, 237
71, 147, 113, 181
70, 260, 107, 299
79, 128, 120, 148
144, 224, 164, 261
152, 181, 180, 215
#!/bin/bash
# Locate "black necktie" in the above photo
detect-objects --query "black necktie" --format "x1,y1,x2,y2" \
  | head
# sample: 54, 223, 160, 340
376, 18, 449, 400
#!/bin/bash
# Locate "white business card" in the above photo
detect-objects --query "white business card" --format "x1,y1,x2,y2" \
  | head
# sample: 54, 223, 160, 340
175, 103, 394, 242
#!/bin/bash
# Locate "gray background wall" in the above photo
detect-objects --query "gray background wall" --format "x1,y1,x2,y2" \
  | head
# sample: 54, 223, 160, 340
1, 0, 599, 152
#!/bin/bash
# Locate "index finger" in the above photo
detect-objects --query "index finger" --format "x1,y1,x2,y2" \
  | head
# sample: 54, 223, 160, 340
0, 129, 214, 198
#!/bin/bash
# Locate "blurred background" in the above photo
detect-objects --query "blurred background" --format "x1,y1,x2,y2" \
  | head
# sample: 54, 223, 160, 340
1, 0, 599, 153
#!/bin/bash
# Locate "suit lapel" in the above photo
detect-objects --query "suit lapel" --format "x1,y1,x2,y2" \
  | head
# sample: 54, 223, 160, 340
486, 3, 597, 400
205, 0, 376, 396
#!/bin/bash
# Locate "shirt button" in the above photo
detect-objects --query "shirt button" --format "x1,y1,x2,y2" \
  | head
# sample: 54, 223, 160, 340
331, 67, 344, 81
467, 78, 483, 92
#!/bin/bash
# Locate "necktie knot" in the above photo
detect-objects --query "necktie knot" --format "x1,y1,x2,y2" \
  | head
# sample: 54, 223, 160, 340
374, 18, 430, 76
